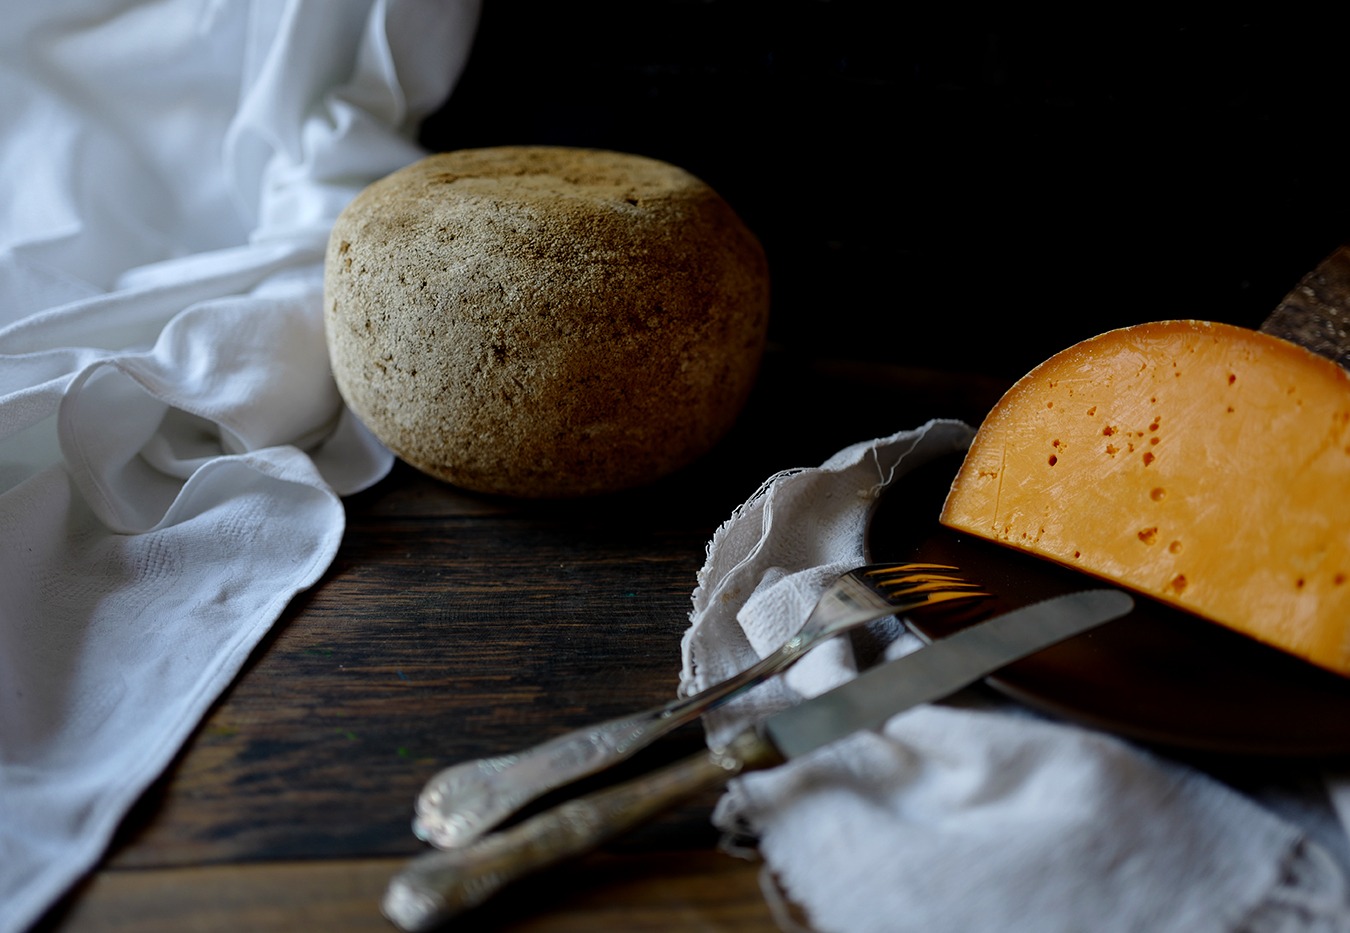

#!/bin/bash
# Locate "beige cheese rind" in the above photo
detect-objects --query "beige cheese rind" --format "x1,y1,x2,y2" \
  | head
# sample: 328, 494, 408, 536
940, 319, 1350, 675
323, 146, 770, 498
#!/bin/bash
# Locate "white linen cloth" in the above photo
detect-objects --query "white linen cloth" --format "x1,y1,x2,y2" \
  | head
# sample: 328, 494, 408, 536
683, 420, 1350, 932
0, 3, 477, 931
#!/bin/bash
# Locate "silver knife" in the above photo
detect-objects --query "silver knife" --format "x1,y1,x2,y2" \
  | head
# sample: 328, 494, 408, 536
382, 588, 1134, 931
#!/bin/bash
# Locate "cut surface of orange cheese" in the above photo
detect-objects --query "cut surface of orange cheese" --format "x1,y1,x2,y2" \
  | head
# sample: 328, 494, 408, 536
940, 320, 1350, 676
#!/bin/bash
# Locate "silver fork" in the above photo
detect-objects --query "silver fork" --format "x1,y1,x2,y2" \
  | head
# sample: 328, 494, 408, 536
412, 561, 986, 849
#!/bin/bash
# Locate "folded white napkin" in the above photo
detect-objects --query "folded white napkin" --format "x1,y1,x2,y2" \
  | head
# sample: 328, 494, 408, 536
0, 3, 477, 930
683, 420, 1350, 932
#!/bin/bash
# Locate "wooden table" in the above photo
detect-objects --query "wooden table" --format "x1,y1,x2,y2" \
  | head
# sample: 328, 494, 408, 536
33, 349, 1010, 932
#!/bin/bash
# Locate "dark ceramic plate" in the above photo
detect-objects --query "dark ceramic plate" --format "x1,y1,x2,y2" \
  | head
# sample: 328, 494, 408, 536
867, 451, 1350, 757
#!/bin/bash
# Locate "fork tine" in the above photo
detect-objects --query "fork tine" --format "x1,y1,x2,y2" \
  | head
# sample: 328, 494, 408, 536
859, 562, 958, 577
855, 561, 990, 607
904, 588, 991, 608
869, 569, 969, 583
877, 578, 985, 596
870, 568, 962, 579
859, 563, 962, 587
864, 570, 973, 590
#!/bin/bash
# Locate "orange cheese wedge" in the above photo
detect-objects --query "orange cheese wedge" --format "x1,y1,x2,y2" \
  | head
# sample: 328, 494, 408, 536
940, 320, 1350, 675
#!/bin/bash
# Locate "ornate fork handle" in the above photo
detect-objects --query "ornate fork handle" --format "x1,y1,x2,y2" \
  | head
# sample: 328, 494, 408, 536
412, 642, 797, 849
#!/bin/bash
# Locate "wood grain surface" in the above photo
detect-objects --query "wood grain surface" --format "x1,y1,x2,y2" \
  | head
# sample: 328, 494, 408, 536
32, 351, 1008, 932
44, 853, 780, 933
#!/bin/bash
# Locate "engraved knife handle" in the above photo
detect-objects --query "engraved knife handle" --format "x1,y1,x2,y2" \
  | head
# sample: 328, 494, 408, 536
413, 649, 791, 849
385, 728, 784, 932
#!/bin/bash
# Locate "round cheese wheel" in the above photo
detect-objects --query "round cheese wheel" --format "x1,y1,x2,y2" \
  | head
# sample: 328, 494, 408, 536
324, 146, 770, 497
941, 320, 1350, 675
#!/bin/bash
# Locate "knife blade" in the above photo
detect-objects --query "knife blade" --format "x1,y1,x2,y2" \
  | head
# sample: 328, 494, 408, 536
382, 588, 1134, 932
763, 587, 1133, 758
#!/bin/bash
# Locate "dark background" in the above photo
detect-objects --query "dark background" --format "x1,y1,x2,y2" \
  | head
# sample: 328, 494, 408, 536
420, 4, 1350, 380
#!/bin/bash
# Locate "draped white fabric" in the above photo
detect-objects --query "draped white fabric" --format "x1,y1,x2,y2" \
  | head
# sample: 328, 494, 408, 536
0, 3, 478, 930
